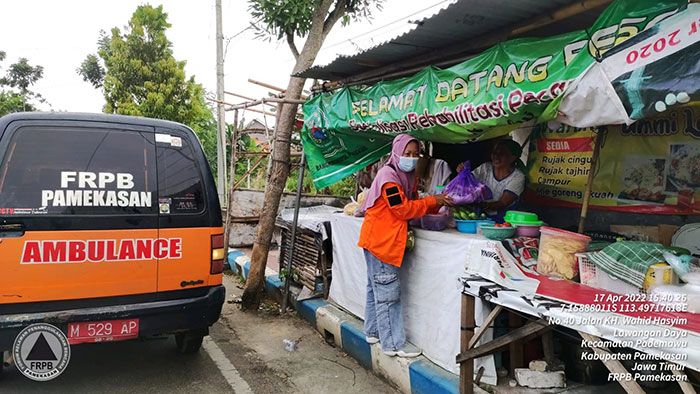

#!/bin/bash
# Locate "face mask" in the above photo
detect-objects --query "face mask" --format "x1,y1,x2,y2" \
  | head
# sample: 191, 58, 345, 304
398, 156, 418, 172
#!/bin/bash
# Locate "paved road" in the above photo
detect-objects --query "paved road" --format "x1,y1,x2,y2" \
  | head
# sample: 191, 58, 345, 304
0, 275, 397, 394
2, 325, 231, 393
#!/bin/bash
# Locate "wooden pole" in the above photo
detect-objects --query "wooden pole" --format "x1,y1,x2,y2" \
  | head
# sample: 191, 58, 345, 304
460, 293, 475, 394
577, 129, 603, 233
508, 312, 525, 375
225, 91, 256, 101
210, 96, 305, 109
229, 106, 277, 117
468, 305, 503, 349
248, 78, 308, 99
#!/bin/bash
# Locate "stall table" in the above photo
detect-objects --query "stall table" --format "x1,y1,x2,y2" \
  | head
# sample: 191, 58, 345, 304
458, 274, 700, 394
330, 213, 505, 384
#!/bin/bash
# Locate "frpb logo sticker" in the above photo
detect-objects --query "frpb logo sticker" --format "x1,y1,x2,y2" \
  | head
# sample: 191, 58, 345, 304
13, 323, 71, 381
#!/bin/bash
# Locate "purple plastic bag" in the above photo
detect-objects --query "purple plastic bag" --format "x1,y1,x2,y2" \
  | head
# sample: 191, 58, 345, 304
444, 161, 491, 205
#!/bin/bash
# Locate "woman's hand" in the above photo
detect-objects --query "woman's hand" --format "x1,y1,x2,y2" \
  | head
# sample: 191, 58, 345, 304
456, 162, 465, 173
433, 194, 454, 207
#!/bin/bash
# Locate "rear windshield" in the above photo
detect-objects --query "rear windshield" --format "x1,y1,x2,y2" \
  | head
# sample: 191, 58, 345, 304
0, 126, 157, 216
156, 133, 205, 215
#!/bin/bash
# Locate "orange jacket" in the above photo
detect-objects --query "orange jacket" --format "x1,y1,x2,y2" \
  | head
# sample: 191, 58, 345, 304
358, 182, 438, 267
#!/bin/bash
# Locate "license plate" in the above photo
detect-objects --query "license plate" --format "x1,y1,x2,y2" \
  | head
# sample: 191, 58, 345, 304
67, 318, 139, 345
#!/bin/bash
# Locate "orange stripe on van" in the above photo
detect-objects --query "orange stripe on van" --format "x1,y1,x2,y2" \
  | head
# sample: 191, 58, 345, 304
0, 226, 223, 304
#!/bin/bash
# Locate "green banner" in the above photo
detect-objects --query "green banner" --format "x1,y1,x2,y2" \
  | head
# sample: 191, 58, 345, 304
302, 0, 687, 189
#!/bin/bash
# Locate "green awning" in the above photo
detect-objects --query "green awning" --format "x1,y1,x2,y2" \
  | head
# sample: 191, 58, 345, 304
302, 0, 687, 189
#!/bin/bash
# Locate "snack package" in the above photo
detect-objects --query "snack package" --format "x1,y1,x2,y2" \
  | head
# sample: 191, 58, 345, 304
443, 161, 491, 205
537, 227, 591, 279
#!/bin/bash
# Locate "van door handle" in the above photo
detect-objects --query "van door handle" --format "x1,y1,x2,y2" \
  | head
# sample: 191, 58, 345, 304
0, 223, 25, 238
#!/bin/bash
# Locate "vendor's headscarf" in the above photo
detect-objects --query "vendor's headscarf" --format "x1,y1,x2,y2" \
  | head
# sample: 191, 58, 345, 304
496, 139, 526, 173
358, 134, 418, 214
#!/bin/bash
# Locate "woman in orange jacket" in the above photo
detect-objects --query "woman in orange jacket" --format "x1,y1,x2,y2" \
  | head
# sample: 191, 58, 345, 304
357, 134, 452, 357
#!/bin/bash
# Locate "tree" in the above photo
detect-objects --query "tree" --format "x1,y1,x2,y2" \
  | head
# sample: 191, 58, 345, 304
242, 0, 383, 310
77, 5, 219, 172
0, 52, 46, 115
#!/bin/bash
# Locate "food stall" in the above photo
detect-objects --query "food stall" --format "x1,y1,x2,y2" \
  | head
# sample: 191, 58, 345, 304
290, 0, 700, 391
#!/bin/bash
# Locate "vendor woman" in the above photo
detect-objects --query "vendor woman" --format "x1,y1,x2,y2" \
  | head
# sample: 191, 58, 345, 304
458, 139, 526, 221
357, 134, 452, 358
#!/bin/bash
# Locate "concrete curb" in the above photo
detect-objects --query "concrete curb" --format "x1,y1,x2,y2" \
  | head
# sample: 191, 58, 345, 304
228, 249, 460, 394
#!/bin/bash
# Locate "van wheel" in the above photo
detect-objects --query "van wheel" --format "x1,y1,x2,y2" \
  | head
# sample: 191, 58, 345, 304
175, 332, 204, 354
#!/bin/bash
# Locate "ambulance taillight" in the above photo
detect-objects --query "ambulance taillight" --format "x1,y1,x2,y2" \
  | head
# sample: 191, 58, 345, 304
210, 234, 225, 274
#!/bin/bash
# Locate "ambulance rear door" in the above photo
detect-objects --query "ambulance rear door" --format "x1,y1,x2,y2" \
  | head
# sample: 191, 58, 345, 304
0, 120, 159, 306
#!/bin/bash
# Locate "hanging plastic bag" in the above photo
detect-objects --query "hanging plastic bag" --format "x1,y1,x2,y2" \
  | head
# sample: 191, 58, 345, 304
444, 161, 491, 205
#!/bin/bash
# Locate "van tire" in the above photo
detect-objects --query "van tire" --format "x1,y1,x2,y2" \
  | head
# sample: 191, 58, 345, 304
175, 332, 204, 354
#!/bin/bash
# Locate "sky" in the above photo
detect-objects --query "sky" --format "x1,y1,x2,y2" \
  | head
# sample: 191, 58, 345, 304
0, 0, 455, 123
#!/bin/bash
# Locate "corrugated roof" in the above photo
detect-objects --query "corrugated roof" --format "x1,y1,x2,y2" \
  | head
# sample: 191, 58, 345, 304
298, 0, 607, 81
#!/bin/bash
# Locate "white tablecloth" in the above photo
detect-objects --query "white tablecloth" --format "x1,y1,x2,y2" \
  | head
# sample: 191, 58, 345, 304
329, 213, 498, 383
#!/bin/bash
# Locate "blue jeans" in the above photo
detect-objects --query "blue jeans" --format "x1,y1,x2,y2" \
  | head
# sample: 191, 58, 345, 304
363, 249, 405, 352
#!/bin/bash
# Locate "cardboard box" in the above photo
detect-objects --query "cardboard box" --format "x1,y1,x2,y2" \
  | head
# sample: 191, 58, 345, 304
610, 224, 679, 246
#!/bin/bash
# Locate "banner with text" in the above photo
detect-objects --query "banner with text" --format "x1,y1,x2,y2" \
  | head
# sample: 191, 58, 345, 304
526, 105, 700, 214
302, 0, 687, 188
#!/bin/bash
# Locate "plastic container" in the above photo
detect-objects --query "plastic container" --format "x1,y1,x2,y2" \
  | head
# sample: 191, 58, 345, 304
515, 225, 541, 237
420, 214, 448, 231
455, 220, 478, 234
537, 227, 591, 280
504, 211, 544, 226
479, 225, 516, 240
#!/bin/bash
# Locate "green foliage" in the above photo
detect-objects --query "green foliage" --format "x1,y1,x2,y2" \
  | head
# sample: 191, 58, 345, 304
249, 0, 315, 40
1, 58, 44, 94
248, 0, 382, 40
0, 91, 34, 116
78, 5, 218, 172
284, 159, 355, 196
0, 53, 44, 116
77, 54, 105, 88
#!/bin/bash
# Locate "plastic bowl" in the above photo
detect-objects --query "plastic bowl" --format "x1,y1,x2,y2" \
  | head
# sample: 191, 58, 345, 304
515, 225, 541, 237
421, 214, 448, 231
476, 220, 495, 228
455, 220, 478, 234
480, 225, 516, 240
476, 220, 496, 235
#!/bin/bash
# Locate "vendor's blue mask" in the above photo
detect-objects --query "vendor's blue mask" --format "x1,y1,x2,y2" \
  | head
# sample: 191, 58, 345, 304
398, 156, 419, 172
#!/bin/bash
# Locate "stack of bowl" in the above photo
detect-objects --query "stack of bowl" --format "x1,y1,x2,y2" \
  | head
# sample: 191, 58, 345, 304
504, 211, 544, 237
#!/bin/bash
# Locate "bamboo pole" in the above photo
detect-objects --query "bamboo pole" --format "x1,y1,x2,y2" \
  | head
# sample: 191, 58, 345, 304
232, 155, 266, 191
229, 97, 307, 110
577, 129, 603, 233
246, 158, 251, 189
232, 106, 277, 117
248, 78, 308, 99
226, 91, 278, 109
225, 91, 255, 101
